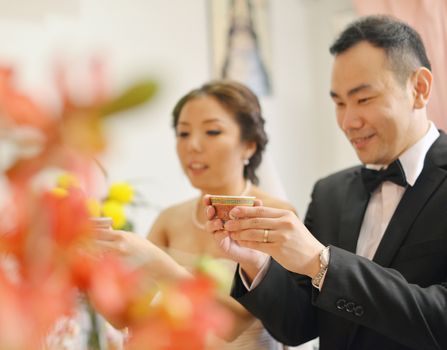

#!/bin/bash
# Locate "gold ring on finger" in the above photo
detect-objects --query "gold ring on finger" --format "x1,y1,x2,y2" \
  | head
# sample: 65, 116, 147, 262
263, 229, 269, 243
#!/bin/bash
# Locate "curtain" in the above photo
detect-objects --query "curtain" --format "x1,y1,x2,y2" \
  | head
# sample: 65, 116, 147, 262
353, 0, 447, 131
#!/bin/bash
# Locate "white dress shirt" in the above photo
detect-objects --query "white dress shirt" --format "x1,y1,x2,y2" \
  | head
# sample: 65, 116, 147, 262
241, 122, 440, 290
356, 123, 439, 259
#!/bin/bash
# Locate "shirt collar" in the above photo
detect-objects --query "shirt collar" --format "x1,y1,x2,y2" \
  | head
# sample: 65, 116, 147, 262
366, 122, 439, 186
399, 122, 439, 186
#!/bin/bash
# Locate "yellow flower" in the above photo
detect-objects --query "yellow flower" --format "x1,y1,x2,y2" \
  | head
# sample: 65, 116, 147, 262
50, 187, 68, 198
86, 198, 102, 217
101, 200, 126, 229
57, 172, 80, 189
108, 182, 134, 204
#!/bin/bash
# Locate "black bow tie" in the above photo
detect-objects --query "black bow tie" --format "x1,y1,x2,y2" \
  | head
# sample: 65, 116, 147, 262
361, 160, 408, 193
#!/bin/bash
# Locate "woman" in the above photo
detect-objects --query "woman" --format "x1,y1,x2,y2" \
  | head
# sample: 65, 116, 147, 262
97, 81, 295, 349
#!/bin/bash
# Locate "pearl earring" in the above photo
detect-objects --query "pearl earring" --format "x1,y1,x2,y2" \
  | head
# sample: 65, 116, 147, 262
244, 159, 250, 166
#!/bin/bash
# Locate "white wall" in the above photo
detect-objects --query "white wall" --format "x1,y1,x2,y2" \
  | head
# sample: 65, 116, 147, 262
0, 0, 359, 235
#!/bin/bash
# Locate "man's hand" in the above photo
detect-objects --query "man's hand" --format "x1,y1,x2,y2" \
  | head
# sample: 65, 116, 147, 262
204, 195, 269, 281
221, 205, 325, 278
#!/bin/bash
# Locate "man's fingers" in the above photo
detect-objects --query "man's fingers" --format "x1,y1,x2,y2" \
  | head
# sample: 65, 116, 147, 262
229, 205, 285, 220
205, 205, 216, 220
203, 195, 212, 206
213, 230, 228, 240
225, 217, 276, 232
205, 218, 224, 232
230, 229, 274, 243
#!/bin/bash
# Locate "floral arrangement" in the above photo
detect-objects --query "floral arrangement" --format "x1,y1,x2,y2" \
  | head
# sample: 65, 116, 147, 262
94, 181, 136, 230
56, 174, 137, 230
0, 63, 232, 349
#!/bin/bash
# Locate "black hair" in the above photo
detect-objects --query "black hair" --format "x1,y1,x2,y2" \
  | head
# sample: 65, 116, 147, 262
330, 15, 431, 84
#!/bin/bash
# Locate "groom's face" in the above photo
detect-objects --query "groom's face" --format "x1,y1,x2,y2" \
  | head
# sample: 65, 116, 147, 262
330, 42, 416, 165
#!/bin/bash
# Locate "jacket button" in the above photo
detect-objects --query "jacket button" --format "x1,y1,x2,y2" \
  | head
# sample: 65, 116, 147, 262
354, 305, 364, 317
336, 299, 346, 310
345, 302, 355, 313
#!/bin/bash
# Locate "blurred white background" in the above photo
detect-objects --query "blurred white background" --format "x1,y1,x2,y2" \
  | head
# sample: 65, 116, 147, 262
0, 0, 358, 235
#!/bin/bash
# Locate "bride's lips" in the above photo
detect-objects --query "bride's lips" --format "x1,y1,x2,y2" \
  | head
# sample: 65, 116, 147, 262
187, 161, 209, 176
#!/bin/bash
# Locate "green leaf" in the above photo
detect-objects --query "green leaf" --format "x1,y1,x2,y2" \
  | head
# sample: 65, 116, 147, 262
100, 80, 158, 117
121, 220, 134, 232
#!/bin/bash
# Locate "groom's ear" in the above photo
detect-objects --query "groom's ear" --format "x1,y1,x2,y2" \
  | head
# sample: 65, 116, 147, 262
411, 67, 432, 109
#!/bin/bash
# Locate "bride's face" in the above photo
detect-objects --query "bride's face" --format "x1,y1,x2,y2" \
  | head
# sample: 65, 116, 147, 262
175, 96, 253, 192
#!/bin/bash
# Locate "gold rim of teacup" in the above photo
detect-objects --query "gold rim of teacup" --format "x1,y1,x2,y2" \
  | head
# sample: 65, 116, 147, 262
209, 195, 255, 206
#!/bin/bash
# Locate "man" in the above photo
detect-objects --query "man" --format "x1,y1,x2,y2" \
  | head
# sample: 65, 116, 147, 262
206, 15, 447, 350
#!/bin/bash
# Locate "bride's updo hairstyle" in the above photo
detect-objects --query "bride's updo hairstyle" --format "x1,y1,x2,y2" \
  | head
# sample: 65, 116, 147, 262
172, 80, 268, 185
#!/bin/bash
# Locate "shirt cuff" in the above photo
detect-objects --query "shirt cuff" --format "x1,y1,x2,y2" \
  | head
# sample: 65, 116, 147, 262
239, 256, 271, 291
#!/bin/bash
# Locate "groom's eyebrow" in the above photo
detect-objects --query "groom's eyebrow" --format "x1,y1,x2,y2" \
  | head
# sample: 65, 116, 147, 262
330, 83, 373, 98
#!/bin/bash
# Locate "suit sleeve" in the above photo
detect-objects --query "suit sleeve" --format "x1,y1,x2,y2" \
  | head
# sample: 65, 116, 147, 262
315, 246, 447, 350
231, 259, 318, 346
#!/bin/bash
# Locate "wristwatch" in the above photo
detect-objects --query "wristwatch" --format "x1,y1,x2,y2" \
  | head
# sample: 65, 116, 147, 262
311, 246, 330, 289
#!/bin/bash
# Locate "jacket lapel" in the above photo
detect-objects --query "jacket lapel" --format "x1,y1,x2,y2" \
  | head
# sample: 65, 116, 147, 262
345, 132, 447, 349
338, 169, 370, 253
372, 132, 447, 267
346, 134, 447, 349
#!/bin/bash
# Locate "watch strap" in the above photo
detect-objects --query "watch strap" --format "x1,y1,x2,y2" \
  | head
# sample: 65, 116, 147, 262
311, 246, 330, 289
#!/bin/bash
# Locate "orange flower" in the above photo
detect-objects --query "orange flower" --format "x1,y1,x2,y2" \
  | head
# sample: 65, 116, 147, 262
88, 254, 143, 318
42, 187, 91, 247
126, 276, 233, 350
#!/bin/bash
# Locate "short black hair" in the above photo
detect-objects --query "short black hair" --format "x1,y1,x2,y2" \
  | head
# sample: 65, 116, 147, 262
330, 15, 431, 84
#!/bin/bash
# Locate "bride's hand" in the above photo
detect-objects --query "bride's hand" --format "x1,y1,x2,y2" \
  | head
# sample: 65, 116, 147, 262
92, 229, 190, 281
93, 229, 152, 264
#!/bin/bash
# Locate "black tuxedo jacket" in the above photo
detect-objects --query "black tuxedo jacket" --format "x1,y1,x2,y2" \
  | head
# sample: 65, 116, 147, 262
232, 133, 447, 350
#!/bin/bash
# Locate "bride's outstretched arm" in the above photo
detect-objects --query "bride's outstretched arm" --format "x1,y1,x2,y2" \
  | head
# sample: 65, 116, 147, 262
148, 214, 258, 342
92, 219, 258, 341
93, 228, 191, 282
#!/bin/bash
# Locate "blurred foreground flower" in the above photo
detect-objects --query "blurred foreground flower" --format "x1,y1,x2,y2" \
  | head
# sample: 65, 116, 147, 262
0, 62, 154, 349
0, 63, 233, 349
127, 276, 233, 350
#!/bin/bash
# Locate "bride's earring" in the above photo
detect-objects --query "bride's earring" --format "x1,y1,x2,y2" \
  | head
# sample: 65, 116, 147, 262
243, 159, 250, 166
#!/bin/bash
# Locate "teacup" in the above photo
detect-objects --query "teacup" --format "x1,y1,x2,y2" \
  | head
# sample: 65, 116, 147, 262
209, 195, 256, 222
89, 217, 113, 229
